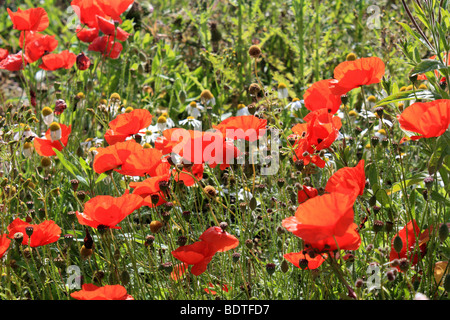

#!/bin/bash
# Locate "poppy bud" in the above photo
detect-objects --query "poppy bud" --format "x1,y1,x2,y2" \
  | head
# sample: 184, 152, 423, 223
76, 191, 86, 201
54, 99, 67, 115
177, 235, 187, 247
355, 278, 364, 288
438, 223, 449, 242
280, 259, 289, 273
371, 136, 379, 147
265, 263, 276, 275
76, 52, 91, 70
64, 234, 74, 245
393, 235, 403, 254
182, 211, 191, 222
423, 176, 433, 190
70, 179, 79, 192
373, 220, 384, 233
150, 194, 160, 205
385, 221, 394, 233
145, 234, 155, 246
161, 262, 173, 274
161, 211, 171, 222
386, 270, 395, 281
398, 258, 409, 272
298, 258, 309, 270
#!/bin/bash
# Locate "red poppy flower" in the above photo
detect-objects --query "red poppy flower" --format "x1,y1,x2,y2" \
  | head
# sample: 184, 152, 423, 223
96, 0, 135, 23
204, 283, 230, 295
0, 49, 8, 62
177, 131, 241, 170
283, 251, 327, 270
291, 110, 341, 168
303, 79, 342, 114
171, 241, 214, 276
171, 226, 239, 276
7, 7, 49, 32
129, 172, 171, 208
93, 139, 143, 174
389, 220, 426, 270
325, 160, 365, 200
329, 57, 385, 96
96, 16, 131, 41
7, 218, 61, 247
199, 226, 239, 253
0, 51, 27, 71
171, 163, 204, 187
88, 36, 123, 59
0, 234, 11, 259
282, 192, 356, 244
25, 34, 58, 63
118, 146, 164, 177
39, 50, 77, 71
155, 128, 200, 155
397, 99, 450, 140
213, 115, 267, 142
76, 192, 143, 229
76, 52, 91, 70
298, 185, 318, 204
70, 284, 133, 300
306, 222, 361, 252
105, 109, 153, 145
33, 123, 71, 156
71, 0, 108, 29
76, 25, 99, 43
170, 263, 189, 281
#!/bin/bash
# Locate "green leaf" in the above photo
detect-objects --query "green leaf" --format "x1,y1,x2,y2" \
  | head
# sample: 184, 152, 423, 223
375, 90, 440, 107
428, 132, 450, 175
410, 59, 447, 77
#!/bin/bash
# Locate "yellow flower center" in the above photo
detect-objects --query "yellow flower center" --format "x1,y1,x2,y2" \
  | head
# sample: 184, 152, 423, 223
42, 107, 53, 116
157, 116, 167, 124
278, 83, 287, 89
49, 122, 61, 131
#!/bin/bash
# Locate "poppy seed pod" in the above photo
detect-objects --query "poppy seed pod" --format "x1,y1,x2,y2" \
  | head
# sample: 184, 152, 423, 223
444, 274, 450, 292
393, 235, 403, 254
439, 223, 449, 242
373, 220, 384, 233
232, 252, 241, 263
248, 83, 261, 96
145, 234, 155, 246
25, 226, 34, 237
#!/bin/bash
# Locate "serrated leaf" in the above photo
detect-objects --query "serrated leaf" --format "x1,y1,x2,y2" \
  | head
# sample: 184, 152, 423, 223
410, 59, 447, 77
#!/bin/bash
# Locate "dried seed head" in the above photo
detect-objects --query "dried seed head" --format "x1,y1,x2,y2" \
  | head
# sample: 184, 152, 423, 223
265, 263, 276, 275
150, 220, 163, 233
248, 45, 261, 58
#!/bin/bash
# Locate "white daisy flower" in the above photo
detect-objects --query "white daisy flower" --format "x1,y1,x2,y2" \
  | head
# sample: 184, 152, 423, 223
186, 101, 204, 119
277, 83, 289, 99
179, 116, 202, 129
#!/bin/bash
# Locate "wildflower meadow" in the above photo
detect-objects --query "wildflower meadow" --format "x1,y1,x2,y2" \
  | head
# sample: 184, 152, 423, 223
0, 0, 449, 307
